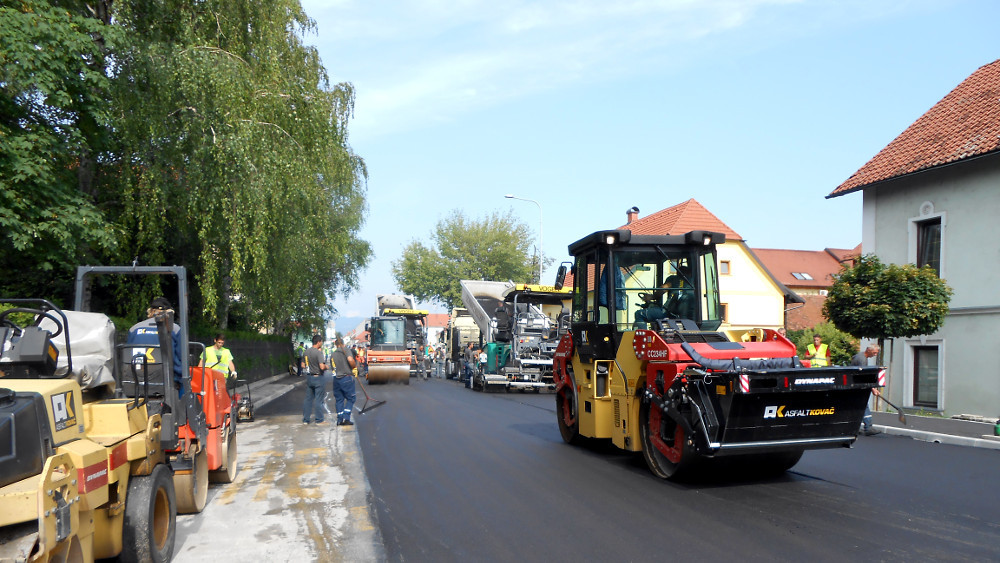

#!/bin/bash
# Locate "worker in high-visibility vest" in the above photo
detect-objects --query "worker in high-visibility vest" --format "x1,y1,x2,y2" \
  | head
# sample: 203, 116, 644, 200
200, 333, 237, 379
805, 335, 830, 367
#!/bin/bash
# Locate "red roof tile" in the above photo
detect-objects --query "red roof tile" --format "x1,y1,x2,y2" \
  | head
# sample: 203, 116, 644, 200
751, 248, 848, 288
425, 313, 449, 328
830, 59, 1000, 197
620, 199, 742, 240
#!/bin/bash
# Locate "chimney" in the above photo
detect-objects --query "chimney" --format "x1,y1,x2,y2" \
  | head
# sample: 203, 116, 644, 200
626, 206, 639, 225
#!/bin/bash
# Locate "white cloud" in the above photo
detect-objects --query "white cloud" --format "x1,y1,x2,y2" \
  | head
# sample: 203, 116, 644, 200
301, 0, 806, 139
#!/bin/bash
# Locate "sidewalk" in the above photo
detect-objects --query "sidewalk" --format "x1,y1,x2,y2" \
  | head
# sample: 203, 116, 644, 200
241, 371, 305, 409
227, 372, 383, 562
870, 410, 1000, 450
177, 371, 382, 562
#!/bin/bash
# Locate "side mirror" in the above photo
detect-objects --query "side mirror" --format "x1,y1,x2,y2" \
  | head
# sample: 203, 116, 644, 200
554, 262, 570, 290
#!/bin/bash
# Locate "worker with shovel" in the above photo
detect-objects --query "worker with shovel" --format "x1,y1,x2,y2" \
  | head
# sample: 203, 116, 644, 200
852, 343, 881, 435
331, 337, 357, 426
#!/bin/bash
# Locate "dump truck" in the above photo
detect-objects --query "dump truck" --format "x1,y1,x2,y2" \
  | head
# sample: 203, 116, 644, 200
365, 294, 428, 384
552, 230, 883, 479
459, 280, 513, 392
493, 284, 570, 391
444, 308, 479, 380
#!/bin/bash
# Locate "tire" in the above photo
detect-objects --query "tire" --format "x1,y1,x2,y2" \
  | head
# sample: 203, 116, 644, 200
555, 385, 581, 445
174, 447, 209, 513
121, 464, 176, 563
639, 395, 698, 480
209, 429, 238, 483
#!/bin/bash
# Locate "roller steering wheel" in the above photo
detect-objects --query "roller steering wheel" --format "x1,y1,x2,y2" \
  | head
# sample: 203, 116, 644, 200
0, 308, 64, 338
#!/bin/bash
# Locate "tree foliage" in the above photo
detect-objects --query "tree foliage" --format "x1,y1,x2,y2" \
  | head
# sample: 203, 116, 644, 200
823, 254, 952, 341
101, 0, 371, 332
0, 0, 372, 333
787, 322, 857, 366
0, 0, 119, 301
392, 210, 536, 309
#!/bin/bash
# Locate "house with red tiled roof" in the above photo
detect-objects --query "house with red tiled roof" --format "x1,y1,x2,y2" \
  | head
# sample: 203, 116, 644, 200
828, 59, 1000, 417
424, 313, 449, 349
751, 246, 860, 330
621, 199, 803, 337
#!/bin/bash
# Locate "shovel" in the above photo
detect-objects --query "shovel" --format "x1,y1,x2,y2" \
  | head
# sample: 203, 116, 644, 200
356, 375, 387, 414
873, 388, 907, 424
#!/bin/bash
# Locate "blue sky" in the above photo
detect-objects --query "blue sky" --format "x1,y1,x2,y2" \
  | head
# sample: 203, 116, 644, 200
298, 0, 999, 328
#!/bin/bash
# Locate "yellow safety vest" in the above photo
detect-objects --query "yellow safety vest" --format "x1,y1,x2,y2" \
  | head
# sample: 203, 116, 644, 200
202, 346, 234, 375
806, 343, 829, 367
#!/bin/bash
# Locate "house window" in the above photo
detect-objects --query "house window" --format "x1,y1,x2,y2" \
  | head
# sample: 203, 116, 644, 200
917, 217, 941, 274
790, 272, 813, 280
912, 346, 939, 409
720, 261, 731, 275
719, 303, 729, 323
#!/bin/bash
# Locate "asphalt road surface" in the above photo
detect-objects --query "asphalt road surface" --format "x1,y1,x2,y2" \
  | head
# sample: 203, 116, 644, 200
358, 377, 1000, 562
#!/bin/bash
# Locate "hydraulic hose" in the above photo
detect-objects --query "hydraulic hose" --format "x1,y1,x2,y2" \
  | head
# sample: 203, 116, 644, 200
680, 342, 802, 372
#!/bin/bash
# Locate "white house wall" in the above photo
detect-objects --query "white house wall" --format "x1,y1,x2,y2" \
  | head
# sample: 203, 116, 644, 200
717, 243, 785, 329
863, 154, 1000, 416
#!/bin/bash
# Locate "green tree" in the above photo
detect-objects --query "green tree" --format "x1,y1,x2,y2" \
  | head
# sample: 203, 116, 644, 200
0, 0, 119, 302
97, 0, 370, 331
824, 255, 952, 339
823, 254, 952, 363
392, 210, 536, 309
787, 322, 857, 366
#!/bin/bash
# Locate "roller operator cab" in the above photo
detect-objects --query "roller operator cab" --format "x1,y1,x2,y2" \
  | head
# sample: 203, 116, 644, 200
552, 230, 883, 480
366, 299, 428, 384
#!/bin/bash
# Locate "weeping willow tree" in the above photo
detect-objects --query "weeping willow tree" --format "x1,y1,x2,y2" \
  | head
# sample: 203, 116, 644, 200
99, 0, 370, 331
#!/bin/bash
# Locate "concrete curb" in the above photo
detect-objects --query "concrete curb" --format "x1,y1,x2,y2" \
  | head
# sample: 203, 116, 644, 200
243, 373, 304, 409
874, 424, 1000, 451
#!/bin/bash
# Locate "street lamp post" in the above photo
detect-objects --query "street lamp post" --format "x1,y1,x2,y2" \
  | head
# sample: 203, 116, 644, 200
504, 194, 543, 284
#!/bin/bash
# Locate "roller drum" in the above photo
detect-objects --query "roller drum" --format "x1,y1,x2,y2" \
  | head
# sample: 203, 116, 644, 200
366, 364, 410, 384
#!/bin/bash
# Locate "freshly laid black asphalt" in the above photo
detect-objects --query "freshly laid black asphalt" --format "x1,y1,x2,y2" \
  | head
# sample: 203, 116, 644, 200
350, 377, 1000, 562
247, 374, 999, 562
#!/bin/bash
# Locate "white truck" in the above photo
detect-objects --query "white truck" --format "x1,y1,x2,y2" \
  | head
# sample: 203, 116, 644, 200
459, 280, 509, 392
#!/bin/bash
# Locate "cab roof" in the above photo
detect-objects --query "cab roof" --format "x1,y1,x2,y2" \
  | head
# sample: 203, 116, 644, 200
567, 230, 726, 256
